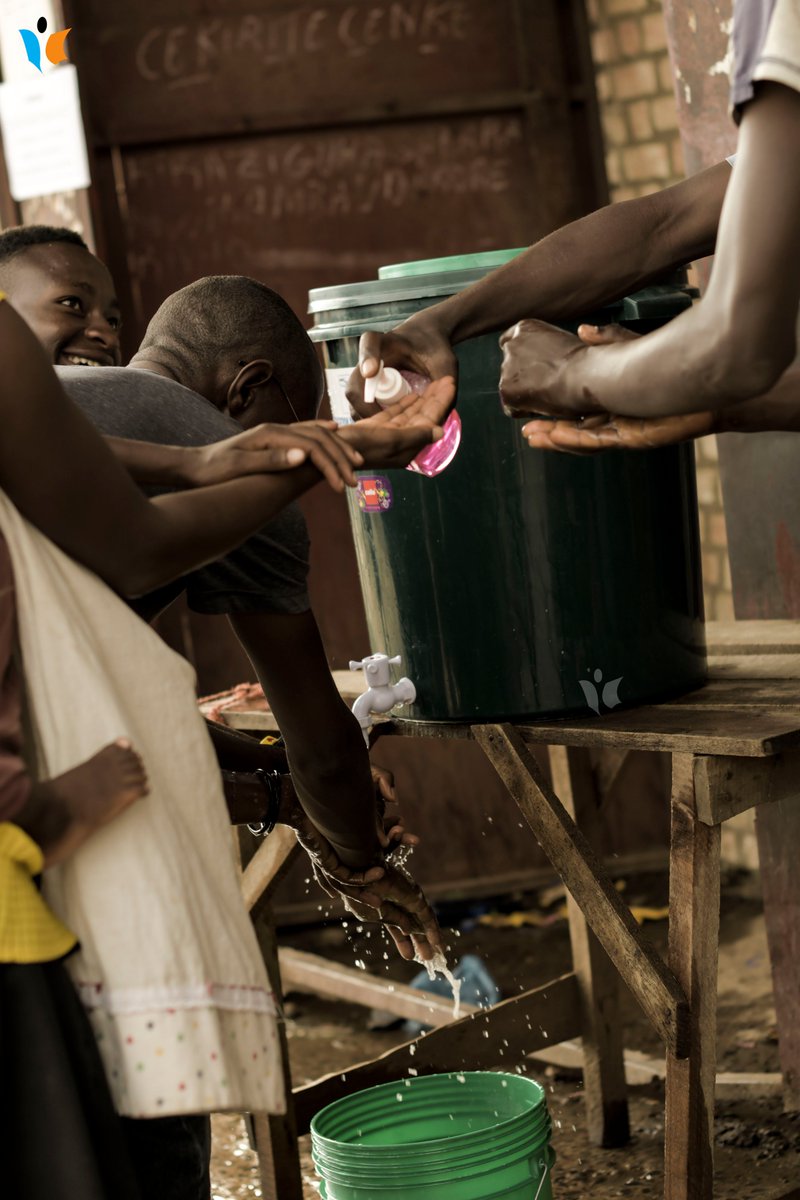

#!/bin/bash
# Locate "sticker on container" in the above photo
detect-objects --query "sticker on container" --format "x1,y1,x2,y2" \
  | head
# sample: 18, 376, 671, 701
325, 367, 355, 426
357, 476, 393, 513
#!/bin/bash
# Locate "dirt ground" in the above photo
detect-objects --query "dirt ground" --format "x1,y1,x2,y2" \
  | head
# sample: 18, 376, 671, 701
209, 870, 800, 1198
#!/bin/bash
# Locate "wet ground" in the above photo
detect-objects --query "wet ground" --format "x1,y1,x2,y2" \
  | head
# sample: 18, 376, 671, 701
209, 870, 800, 1198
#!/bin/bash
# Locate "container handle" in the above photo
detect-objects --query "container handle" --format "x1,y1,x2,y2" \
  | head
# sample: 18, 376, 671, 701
533, 1156, 550, 1200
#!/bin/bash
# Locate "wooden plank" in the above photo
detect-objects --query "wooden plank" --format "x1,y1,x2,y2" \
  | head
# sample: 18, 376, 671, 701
68, 1, 542, 145
664, 755, 721, 1200
706, 620, 800, 656
292, 972, 581, 1134
756, 796, 800, 1111
371, 707, 800, 756
693, 753, 800, 825
279, 948, 478, 1027
528, 1041, 782, 1098
548, 745, 629, 1147
472, 724, 689, 1056
516, 709, 800, 757
708, 654, 800, 681
249, 906, 303, 1200
670, 679, 800, 707
242, 827, 301, 915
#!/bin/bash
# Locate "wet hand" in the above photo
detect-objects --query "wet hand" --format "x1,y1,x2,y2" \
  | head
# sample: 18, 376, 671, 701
499, 319, 602, 419
327, 862, 442, 963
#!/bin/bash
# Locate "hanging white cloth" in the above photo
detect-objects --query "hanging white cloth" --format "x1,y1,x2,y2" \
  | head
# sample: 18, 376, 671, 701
0, 488, 285, 1118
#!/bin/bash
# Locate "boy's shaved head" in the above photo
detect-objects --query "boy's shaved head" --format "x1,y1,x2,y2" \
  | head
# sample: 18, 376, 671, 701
136, 275, 324, 425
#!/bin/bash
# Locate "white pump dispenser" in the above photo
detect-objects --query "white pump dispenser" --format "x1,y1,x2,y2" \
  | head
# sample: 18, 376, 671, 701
363, 362, 412, 409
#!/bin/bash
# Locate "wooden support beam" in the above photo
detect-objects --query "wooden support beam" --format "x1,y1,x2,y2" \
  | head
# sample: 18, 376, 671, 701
472, 723, 689, 1057
242, 826, 300, 915
757, 794, 800, 1112
549, 745, 629, 1148
293, 972, 581, 1134
664, 755, 721, 1200
279, 947, 478, 1027
693, 752, 800, 825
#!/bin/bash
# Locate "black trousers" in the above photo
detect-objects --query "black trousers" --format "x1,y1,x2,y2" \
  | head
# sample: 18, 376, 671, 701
0, 960, 141, 1200
120, 1114, 212, 1200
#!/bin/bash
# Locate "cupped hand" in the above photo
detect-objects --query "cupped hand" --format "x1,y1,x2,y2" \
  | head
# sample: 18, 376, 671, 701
194, 421, 364, 492
346, 321, 458, 419
327, 862, 442, 962
521, 411, 715, 454
338, 377, 456, 469
499, 319, 602, 419
519, 321, 714, 452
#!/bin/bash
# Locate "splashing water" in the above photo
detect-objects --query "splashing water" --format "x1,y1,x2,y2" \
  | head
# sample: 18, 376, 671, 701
415, 949, 462, 1021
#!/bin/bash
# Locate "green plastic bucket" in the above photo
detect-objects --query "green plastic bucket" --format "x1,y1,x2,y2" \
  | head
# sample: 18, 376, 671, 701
311, 1071, 555, 1200
309, 250, 706, 723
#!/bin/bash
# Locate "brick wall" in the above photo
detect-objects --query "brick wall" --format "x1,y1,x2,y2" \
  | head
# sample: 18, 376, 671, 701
585, 0, 734, 623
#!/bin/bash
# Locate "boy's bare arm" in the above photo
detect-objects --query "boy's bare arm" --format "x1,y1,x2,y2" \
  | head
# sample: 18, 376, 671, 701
0, 303, 447, 597
229, 609, 383, 868
348, 160, 730, 407
106, 422, 369, 489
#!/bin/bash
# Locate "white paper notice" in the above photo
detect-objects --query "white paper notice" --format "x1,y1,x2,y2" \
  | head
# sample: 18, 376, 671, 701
0, 63, 90, 201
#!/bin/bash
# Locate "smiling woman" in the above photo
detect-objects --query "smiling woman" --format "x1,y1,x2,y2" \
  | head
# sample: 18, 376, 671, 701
0, 225, 122, 366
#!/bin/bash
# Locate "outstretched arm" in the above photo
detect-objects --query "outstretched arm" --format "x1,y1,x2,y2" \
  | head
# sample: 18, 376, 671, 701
348, 160, 730, 408
500, 83, 800, 420
0, 302, 449, 597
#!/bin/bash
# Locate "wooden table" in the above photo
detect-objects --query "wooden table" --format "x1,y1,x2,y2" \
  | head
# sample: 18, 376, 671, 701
227, 621, 800, 1200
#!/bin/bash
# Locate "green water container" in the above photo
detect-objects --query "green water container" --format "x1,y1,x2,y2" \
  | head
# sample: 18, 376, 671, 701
311, 1071, 555, 1200
309, 249, 705, 723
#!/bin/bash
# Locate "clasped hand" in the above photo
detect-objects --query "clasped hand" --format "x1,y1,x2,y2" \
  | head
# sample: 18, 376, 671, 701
288, 765, 442, 963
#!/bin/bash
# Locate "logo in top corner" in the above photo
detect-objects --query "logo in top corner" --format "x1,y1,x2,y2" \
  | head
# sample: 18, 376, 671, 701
19, 16, 71, 72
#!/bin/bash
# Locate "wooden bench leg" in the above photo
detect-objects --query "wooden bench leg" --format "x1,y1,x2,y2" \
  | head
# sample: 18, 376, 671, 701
756, 796, 800, 1112
249, 904, 304, 1200
665, 754, 721, 1200
237, 829, 305, 1200
548, 745, 629, 1148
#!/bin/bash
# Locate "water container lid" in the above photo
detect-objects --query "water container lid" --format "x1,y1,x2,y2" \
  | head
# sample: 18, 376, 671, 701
378, 248, 526, 279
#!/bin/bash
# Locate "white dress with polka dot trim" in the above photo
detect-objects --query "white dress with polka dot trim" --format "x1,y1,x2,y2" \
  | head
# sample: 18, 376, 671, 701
0, 490, 285, 1118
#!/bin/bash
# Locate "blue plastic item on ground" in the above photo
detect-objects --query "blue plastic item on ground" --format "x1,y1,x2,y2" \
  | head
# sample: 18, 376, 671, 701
403, 954, 501, 1036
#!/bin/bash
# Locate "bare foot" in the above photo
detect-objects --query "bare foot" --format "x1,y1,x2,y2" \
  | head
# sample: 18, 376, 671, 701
18, 738, 149, 866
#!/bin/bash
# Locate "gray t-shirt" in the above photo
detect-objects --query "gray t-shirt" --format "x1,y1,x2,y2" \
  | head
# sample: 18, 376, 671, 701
57, 365, 310, 617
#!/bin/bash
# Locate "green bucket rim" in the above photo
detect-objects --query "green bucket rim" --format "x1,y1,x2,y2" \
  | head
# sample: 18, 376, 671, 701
311, 1071, 548, 1155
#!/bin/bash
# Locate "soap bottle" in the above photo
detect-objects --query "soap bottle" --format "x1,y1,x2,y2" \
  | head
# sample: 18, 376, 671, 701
364, 363, 461, 478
